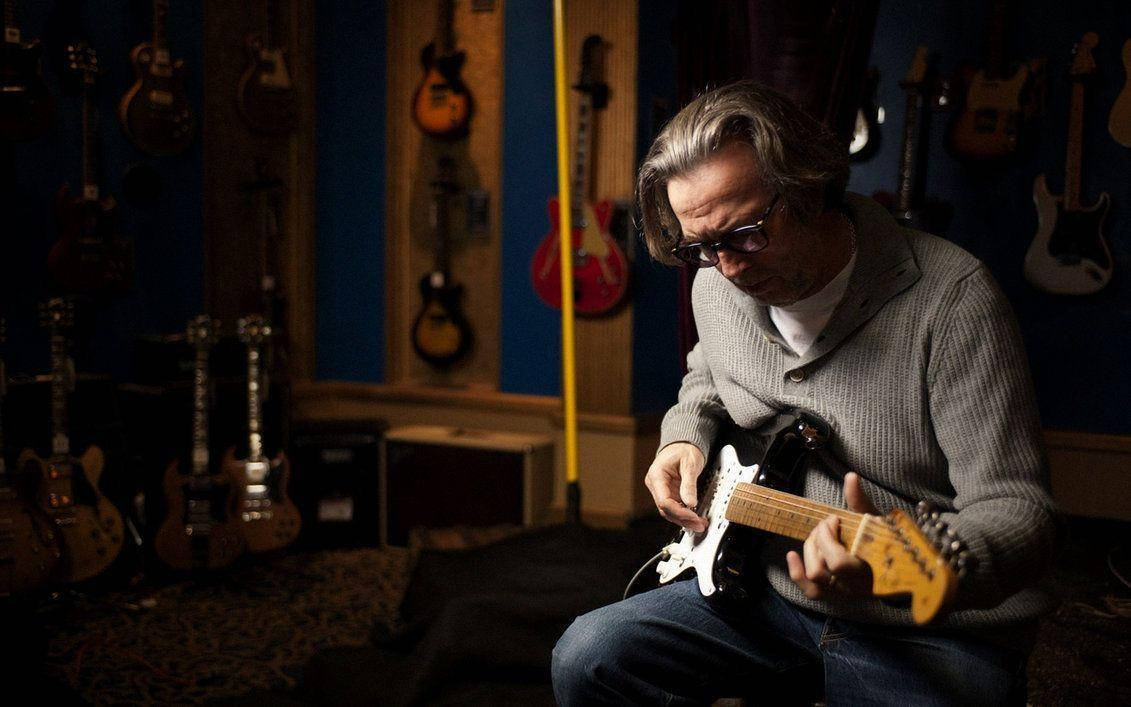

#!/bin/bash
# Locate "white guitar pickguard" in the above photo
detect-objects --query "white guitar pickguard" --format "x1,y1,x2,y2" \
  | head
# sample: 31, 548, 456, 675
655, 446, 756, 597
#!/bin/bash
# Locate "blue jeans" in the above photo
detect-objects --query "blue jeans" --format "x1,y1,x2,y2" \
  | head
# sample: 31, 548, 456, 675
551, 579, 1028, 706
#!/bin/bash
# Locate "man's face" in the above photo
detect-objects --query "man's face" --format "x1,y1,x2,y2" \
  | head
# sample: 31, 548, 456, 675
666, 142, 827, 306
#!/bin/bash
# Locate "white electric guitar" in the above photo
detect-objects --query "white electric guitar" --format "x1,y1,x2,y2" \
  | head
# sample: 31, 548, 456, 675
656, 445, 968, 625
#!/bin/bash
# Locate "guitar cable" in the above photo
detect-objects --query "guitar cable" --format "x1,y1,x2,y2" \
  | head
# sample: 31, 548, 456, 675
623, 548, 670, 601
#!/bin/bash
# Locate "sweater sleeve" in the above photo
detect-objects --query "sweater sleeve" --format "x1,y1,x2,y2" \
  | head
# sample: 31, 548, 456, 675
926, 265, 1060, 610
658, 341, 729, 457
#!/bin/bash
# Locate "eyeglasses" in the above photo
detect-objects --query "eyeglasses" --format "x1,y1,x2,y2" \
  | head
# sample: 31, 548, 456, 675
670, 193, 780, 267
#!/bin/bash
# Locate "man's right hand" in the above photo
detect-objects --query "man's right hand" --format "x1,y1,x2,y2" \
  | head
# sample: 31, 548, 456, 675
644, 442, 707, 532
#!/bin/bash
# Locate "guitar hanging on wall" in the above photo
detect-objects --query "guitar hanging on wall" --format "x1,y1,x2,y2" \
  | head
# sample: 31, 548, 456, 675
873, 45, 952, 235
48, 42, 132, 295
1024, 32, 1113, 296
530, 34, 628, 316
18, 299, 124, 584
411, 155, 472, 366
0, 317, 63, 595
0, 0, 54, 141
118, 0, 195, 156
154, 316, 245, 572
1109, 38, 1131, 148
237, 0, 298, 136
412, 0, 471, 140
226, 315, 300, 553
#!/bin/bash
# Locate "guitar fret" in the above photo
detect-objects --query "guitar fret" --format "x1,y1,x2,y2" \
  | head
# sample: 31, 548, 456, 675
726, 484, 868, 546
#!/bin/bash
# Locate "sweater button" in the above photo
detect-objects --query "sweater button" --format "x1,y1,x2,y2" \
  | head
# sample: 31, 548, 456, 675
788, 369, 805, 383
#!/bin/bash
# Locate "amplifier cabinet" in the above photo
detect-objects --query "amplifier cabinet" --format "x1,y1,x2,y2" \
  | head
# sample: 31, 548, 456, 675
380, 425, 554, 547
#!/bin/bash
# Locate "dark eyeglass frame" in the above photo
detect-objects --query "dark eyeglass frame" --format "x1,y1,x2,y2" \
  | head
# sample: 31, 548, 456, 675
670, 193, 781, 267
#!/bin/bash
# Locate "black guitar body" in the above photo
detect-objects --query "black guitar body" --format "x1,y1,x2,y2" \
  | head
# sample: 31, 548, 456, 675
420, 42, 468, 95
0, 39, 54, 141
1048, 196, 1111, 270
411, 271, 472, 366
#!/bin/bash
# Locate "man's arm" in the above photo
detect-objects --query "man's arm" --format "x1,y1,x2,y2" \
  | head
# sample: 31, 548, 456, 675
927, 265, 1059, 609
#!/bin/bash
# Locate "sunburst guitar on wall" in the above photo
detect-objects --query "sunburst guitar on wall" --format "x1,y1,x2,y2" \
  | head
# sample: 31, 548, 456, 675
1109, 38, 1131, 148
227, 315, 300, 553
18, 299, 123, 584
154, 316, 245, 571
118, 0, 195, 156
0, 0, 54, 141
412, 0, 471, 140
0, 317, 62, 596
1024, 32, 1113, 296
530, 34, 628, 316
237, 0, 297, 136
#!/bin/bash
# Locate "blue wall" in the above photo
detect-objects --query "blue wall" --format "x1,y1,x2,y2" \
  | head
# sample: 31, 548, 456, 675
2, 0, 204, 379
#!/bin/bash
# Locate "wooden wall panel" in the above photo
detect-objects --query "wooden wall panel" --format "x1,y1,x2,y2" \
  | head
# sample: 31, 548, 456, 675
385, 0, 504, 389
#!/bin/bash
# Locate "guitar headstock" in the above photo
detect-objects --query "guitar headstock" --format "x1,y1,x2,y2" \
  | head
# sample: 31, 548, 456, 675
65, 41, 99, 84
575, 34, 609, 108
237, 314, 271, 345
1070, 32, 1099, 78
186, 315, 219, 349
39, 297, 75, 332
854, 507, 961, 625
902, 45, 931, 87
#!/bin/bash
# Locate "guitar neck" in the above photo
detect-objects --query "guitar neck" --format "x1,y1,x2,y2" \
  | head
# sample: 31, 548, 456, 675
81, 73, 99, 201
49, 332, 71, 456
191, 345, 210, 476
896, 85, 924, 214
4, 0, 18, 42
246, 342, 264, 463
570, 92, 593, 222
984, 0, 1008, 78
152, 0, 169, 50
725, 483, 867, 546
435, 0, 455, 56
1064, 81, 1085, 211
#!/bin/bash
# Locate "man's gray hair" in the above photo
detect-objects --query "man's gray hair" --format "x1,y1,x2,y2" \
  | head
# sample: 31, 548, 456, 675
637, 80, 850, 265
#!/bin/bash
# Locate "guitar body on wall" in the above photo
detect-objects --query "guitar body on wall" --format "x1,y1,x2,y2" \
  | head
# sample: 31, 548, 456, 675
18, 299, 123, 584
0, 0, 54, 141
530, 34, 628, 316
154, 316, 245, 572
237, 0, 298, 136
412, 0, 471, 140
1109, 38, 1131, 148
117, 0, 195, 156
1024, 32, 1113, 296
228, 315, 300, 553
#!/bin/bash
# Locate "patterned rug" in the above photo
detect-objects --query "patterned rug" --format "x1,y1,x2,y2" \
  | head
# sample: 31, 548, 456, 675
39, 548, 412, 705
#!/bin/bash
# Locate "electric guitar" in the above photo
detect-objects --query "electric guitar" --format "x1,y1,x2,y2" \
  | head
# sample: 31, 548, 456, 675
0, 0, 53, 141
948, 0, 1034, 160
0, 317, 62, 595
117, 0, 195, 156
1024, 32, 1113, 296
874, 46, 952, 235
656, 443, 966, 626
411, 156, 472, 366
530, 34, 628, 316
18, 299, 124, 584
1109, 38, 1131, 148
227, 315, 300, 553
154, 316, 245, 571
237, 0, 298, 136
412, 0, 472, 140
48, 43, 132, 295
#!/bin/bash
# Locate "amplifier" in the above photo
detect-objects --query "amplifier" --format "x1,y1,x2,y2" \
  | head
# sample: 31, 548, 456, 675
380, 425, 554, 546
290, 420, 386, 550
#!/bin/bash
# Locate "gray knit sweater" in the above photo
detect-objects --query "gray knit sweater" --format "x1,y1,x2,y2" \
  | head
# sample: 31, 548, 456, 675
659, 193, 1059, 631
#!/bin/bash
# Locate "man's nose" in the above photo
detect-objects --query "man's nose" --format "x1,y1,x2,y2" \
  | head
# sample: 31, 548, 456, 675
715, 249, 749, 279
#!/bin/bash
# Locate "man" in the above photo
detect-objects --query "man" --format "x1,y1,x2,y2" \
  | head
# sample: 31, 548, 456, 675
551, 80, 1059, 705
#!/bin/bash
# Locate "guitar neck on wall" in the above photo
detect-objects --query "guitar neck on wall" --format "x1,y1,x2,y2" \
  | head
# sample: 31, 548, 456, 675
1024, 32, 1113, 296
0, 0, 54, 141
118, 0, 195, 156
155, 316, 245, 571
237, 0, 297, 136
530, 34, 628, 316
227, 315, 300, 553
18, 299, 123, 584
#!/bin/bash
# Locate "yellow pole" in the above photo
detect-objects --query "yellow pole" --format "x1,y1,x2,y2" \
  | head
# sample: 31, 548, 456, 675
551, 0, 581, 523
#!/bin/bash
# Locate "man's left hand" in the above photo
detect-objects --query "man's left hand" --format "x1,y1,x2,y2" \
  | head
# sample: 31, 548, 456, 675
786, 472, 878, 599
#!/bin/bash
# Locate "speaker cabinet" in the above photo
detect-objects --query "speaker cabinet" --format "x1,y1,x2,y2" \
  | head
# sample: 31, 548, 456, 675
380, 425, 554, 546
290, 420, 386, 550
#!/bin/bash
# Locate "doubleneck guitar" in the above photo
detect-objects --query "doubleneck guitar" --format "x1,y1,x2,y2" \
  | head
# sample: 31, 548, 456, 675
118, 0, 195, 156
530, 34, 628, 316
0, 0, 54, 141
154, 316, 244, 571
0, 317, 62, 595
656, 419, 968, 626
1023, 32, 1113, 296
18, 299, 123, 584
227, 315, 300, 553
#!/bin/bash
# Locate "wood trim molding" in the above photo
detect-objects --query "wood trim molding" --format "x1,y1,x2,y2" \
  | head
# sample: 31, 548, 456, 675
1044, 429, 1131, 454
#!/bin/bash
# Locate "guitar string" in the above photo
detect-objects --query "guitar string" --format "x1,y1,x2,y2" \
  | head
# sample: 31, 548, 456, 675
728, 487, 909, 545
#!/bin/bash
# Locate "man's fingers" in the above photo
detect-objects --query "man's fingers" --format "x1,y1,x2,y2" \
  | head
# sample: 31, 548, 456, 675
678, 459, 700, 509
787, 551, 823, 599
844, 472, 878, 515
658, 498, 706, 531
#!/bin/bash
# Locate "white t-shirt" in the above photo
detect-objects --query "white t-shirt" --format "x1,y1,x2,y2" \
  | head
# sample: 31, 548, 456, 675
769, 249, 857, 356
